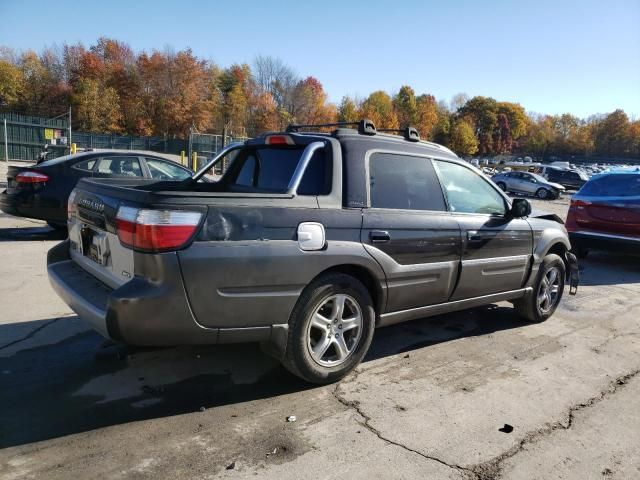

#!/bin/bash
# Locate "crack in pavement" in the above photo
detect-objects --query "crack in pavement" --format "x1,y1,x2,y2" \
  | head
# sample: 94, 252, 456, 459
469, 368, 640, 480
0, 317, 62, 351
332, 365, 640, 480
332, 370, 477, 479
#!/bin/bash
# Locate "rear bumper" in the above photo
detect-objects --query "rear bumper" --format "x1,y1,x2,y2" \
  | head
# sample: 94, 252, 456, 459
46, 240, 288, 352
569, 231, 640, 255
0, 190, 66, 222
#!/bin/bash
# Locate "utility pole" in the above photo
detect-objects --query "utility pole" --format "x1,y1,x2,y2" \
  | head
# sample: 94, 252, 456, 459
3, 119, 8, 162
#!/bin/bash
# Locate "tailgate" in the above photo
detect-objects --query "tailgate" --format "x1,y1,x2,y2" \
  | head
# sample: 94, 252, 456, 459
68, 186, 136, 288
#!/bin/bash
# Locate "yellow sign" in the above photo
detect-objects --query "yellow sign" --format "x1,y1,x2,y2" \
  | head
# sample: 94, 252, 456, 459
44, 128, 54, 140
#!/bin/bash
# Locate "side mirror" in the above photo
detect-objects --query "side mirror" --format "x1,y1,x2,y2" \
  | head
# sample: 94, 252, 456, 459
510, 198, 531, 218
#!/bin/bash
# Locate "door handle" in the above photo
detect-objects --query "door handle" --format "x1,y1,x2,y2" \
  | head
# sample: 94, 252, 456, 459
370, 230, 391, 243
467, 230, 483, 242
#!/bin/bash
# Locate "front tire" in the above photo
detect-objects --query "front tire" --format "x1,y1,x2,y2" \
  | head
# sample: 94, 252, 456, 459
515, 253, 565, 323
536, 188, 550, 199
282, 273, 375, 384
497, 181, 507, 192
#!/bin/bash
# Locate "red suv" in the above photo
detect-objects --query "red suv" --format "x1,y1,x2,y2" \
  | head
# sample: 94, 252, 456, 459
566, 168, 640, 257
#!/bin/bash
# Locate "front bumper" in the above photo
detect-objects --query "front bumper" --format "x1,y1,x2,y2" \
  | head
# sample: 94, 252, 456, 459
46, 240, 287, 350
565, 251, 579, 295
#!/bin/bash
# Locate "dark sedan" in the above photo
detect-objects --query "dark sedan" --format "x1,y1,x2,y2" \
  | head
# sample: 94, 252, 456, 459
566, 168, 640, 257
0, 151, 193, 227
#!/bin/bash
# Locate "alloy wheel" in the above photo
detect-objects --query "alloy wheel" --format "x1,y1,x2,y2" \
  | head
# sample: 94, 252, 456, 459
537, 266, 561, 313
306, 294, 363, 367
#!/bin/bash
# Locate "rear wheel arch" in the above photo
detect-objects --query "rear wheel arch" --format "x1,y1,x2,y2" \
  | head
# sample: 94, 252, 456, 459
309, 264, 384, 315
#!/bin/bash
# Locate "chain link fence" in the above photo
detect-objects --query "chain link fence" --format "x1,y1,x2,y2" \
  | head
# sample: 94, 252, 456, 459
1, 111, 249, 166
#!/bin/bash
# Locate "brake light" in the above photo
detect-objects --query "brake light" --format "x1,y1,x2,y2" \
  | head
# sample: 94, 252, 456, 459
16, 171, 49, 184
265, 135, 294, 145
566, 198, 591, 232
116, 206, 202, 252
571, 199, 592, 208
67, 189, 78, 219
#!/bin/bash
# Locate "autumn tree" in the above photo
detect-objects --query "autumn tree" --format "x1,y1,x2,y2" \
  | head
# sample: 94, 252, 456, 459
458, 96, 499, 154
291, 76, 336, 125
393, 85, 417, 127
0, 60, 23, 107
449, 118, 478, 156
338, 96, 359, 123
415, 94, 438, 140
360, 91, 398, 130
73, 78, 123, 133
253, 55, 298, 128
431, 105, 452, 146
593, 109, 632, 157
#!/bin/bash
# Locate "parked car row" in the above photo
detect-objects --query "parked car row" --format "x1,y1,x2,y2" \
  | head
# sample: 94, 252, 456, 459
0, 150, 194, 227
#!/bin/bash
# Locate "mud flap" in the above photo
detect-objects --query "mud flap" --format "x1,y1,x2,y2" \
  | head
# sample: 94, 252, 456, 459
565, 251, 579, 295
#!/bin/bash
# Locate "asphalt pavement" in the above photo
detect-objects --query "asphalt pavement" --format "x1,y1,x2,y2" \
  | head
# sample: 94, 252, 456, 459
0, 195, 639, 480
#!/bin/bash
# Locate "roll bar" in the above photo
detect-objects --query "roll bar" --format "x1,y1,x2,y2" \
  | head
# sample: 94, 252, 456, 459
192, 140, 326, 197
286, 141, 325, 195
191, 143, 245, 181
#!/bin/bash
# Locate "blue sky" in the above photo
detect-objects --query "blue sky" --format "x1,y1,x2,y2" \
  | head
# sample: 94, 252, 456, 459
1, 0, 639, 118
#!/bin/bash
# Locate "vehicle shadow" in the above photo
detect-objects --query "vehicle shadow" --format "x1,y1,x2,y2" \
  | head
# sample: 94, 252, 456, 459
0, 305, 527, 449
577, 251, 640, 286
0, 225, 67, 241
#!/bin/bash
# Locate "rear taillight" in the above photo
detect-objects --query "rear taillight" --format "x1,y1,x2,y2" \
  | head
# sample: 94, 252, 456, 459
67, 189, 78, 219
15, 171, 49, 184
116, 206, 202, 252
566, 198, 591, 232
571, 199, 591, 208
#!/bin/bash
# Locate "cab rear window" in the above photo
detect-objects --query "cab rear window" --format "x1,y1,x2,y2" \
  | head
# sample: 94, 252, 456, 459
227, 146, 331, 195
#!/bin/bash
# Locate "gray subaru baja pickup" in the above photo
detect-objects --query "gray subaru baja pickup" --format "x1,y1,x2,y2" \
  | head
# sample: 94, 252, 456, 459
47, 120, 579, 383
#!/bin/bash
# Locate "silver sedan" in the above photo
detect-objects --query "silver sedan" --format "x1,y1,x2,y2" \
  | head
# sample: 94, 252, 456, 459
492, 171, 565, 199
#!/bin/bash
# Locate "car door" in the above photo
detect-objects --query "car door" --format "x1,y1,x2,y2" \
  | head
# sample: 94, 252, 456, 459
361, 152, 462, 313
433, 160, 533, 300
508, 172, 528, 193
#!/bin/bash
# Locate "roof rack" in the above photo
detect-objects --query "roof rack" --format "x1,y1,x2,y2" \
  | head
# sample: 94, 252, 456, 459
377, 127, 420, 142
286, 119, 377, 135
285, 119, 422, 143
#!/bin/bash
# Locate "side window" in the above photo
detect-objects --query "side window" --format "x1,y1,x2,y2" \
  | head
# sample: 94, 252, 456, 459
434, 160, 507, 215
96, 156, 143, 177
235, 155, 257, 186
145, 158, 191, 180
369, 153, 446, 211
72, 158, 97, 172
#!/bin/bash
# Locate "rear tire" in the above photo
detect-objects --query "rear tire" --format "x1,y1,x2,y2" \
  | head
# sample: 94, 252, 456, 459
536, 188, 550, 199
515, 253, 565, 323
282, 273, 375, 384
